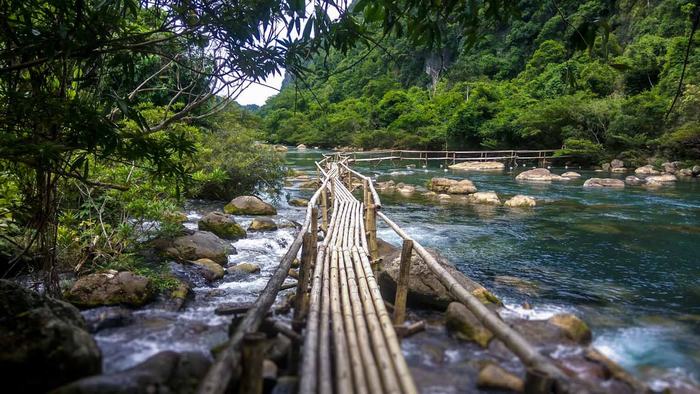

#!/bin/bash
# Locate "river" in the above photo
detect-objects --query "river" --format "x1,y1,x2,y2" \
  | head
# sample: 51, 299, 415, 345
91, 148, 699, 392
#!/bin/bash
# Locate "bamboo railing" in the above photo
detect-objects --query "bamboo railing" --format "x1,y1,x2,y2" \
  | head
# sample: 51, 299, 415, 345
324, 149, 562, 165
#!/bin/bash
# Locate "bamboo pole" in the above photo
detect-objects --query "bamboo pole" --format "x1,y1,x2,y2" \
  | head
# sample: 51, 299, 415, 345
321, 189, 328, 232
366, 194, 379, 265
393, 239, 414, 326
239, 332, 266, 394
329, 247, 353, 394
294, 231, 315, 321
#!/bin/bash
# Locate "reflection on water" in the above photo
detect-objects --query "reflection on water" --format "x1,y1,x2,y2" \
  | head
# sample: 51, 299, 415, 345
287, 149, 700, 387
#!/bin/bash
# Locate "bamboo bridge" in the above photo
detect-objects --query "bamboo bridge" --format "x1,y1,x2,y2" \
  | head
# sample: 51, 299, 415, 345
343, 149, 561, 167
197, 154, 574, 394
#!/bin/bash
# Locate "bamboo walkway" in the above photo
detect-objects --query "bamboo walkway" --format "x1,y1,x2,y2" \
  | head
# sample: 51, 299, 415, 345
199, 154, 575, 394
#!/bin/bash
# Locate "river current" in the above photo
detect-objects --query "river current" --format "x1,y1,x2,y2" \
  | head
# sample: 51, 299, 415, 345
90, 148, 699, 392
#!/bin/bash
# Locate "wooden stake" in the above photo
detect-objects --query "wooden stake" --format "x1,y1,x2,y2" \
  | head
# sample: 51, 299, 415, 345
366, 195, 379, 266
393, 239, 413, 325
321, 189, 328, 232
239, 332, 266, 394
294, 232, 315, 321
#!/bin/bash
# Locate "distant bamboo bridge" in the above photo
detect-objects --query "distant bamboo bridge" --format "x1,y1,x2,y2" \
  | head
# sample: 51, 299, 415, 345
342, 149, 563, 168
197, 152, 578, 394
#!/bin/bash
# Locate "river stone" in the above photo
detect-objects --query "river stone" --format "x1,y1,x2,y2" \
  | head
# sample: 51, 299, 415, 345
65, 271, 155, 308
504, 195, 536, 207
679, 168, 694, 177
610, 159, 624, 169
224, 195, 277, 215
447, 179, 477, 194
82, 306, 134, 333
662, 161, 681, 174
166, 231, 232, 264
427, 177, 454, 193
377, 245, 500, 309
645, 174, 677, 187
395, 182, 416, 194
602, 163, 611, 171
0, 280, 101, 392
274, 145, 288, 152
693, 165, 700, 176
298, 180, 320, 189
611, 167, 628, 173
296, 144, 307, 150
445, 302, 493, 347
561, 171, 581, 178
515, 168, 555, 182
625, 175, 644, 185
583, 178, 625, 188
53, 350, 210, 394
467, 191, 501, 205
198, 211, 246, 240
494, 275, 540, 296
634, 165, 660, 175
289, 198, 309, 207
229, 262, 261, 274
449, 161, 505, 171
249, 217, 278, 232
376, 180, 396, 191
548, 313, 592, 344
192, 258, 225, 281
428, 177, 477, 194
477, 363, 524, 392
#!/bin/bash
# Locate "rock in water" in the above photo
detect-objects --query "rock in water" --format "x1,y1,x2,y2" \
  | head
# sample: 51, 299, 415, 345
644, 174, 677, 187
678, 168, 694, 177
166, 231, 232, 264
428, 177, 477, 194
296, 144, 307, 150
515, 168, 557, 182
610, 159, 624, 169
248, 217, 278, 232
224, 195, 277, 215
198, 211, 246, 240
504, 195, 536, 207
662, 161, 680, 174
561, 171, 581, 178
192, 258, 225, 281
449, 161, 505, 171
445, 302, 494, 347
377, 247, 500, 309
467, 191, 501, 205
82, 306, 134, 333
693, 165, 700, 176
288, 198, 309, 207
274, 145, 288, 152
0, 280, 101, 392
477, 364, 524, 392
625, 175, 644, 185
634, 165, 660, 175
548, 313, 592, 344
66, 271, 155, 308
583, 178, 625, 188
228, 262, 261, 274
53, 351, 210, 394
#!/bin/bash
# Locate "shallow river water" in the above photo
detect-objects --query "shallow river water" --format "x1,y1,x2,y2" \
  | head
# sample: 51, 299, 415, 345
92, 148, 699, 392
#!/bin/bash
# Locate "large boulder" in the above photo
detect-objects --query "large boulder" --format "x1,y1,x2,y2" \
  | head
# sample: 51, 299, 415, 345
0, 280, 101, 392
248, 217, 278, 232
583, 178, 625, 188
515, 168, 557, 182
224, 196, 277, 215
198, 211, 246, 240
428, 178, 477, 194
467, 191, 501, 205
53, 351, 210, 394
504, 195, 536, 207
377, 246, 500, 309
65, 271, 155, 308
634, 165, 660, 175
449, 161, 505, 171
445, 302, 493, 347
164, 231, 232, 265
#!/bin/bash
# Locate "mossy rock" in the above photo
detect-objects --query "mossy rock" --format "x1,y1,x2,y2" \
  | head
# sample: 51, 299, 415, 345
224, 196, 277, 215
288, 198, 309, 207
248, 217, 278, 232
228, 262, 261, 274
192, 258, 225, 281
198, 212, 246, 240
445, 302, 493, 348
65, 271, 155, 308
548, 313, 592, 344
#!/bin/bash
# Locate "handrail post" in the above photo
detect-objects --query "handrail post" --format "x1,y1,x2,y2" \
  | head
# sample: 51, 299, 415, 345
393, 239, 413, 325
367, 194, 379, 268
239, 332, 266, 394
320, 189, 328, 232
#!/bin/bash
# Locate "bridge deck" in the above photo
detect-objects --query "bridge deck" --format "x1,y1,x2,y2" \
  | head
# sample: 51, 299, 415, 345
300, 164, 417, 394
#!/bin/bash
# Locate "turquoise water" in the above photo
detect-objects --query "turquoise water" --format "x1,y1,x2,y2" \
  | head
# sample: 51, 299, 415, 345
286, 149, 700, 388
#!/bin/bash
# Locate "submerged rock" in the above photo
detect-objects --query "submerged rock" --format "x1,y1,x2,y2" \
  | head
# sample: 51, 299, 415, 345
449, 161, 505, 171
396, 183, 416, 194
445, 302, 493, 347
163, 231, 233, 265
376, 180, 396, 191
248, 217, 278, 232
65, 271, 154, 308
82, 306, 134, 333
224, 195, 277, 215
634, 165, 660, 175
494, 275, 540, 296
583, 178, 625, 188
53, 351, 210, 394
288, 198, 309, 207
477, 364, 524, 392
298, 180, 320, 189
377, 246, 500, 309
198, 211, 246, 240
0, 280, 101, 392
504, 195, 536, 207
467, 191, 501, 205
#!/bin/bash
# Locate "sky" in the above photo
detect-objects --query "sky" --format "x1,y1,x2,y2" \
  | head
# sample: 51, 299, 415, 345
236, 73, 285, 106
